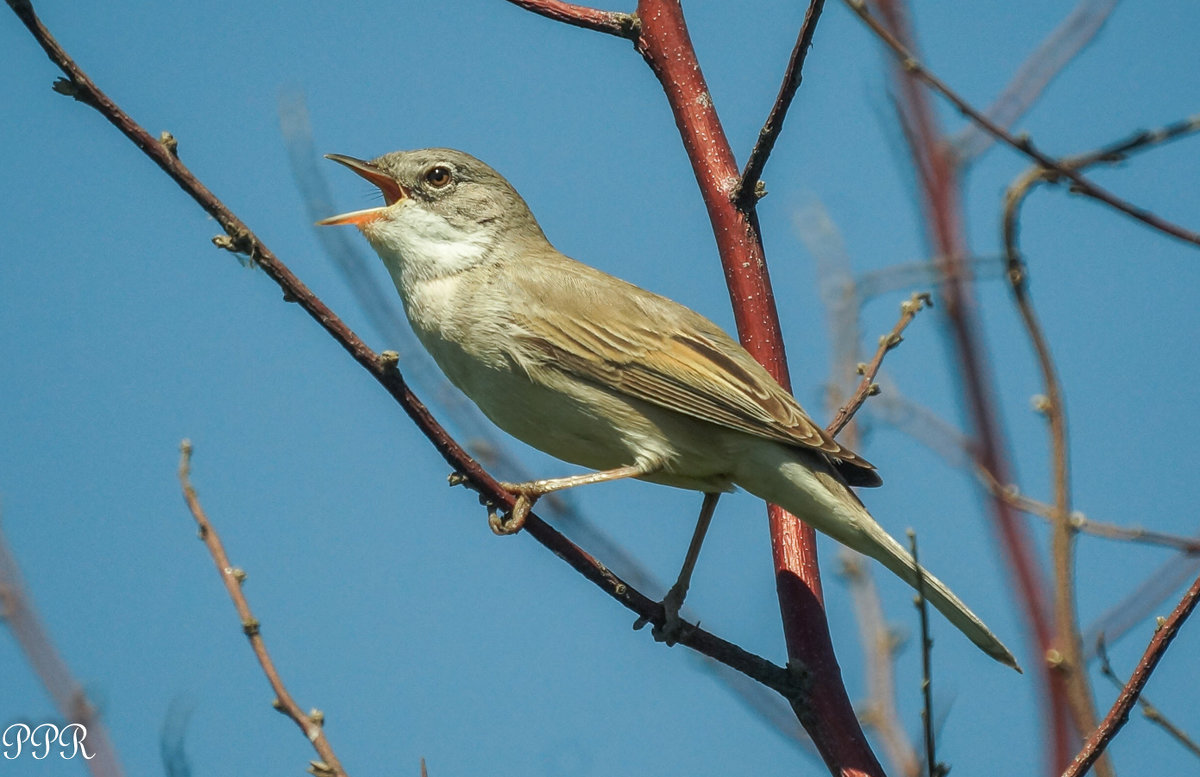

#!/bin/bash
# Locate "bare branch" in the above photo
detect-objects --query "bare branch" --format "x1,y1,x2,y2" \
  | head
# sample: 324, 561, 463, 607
839, 553, 921, 777
803, 201, 919, 777
0, 524, 124, 777
6, 0, 804, 706
1002, 155, 1102, 763
178, 442, 349, 777
978, 467, 1200, 555
1084, 552, 1200, 659
826, 291, 932, 438
1097, 639, 1200, 759
503, 0, 639, 38
953, 0, 1119, 162
846, 0, 1200, 249
907, 532, 947, 777
735, 0, 826, 209
1062, 571, 1200, 776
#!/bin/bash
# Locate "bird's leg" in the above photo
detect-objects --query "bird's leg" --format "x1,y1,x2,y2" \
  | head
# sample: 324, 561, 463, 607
636, 492, 721, 646
489, 462, 655, 535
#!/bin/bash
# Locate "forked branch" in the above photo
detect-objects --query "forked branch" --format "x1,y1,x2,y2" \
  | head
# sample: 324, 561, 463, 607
6, 0, 804, 707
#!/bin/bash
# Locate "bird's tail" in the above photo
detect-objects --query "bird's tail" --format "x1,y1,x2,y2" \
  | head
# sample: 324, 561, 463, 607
736, 444, 1020, 672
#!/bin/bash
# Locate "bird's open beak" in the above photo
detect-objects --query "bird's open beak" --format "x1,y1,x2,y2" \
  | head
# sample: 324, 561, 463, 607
316, 154, 408, 226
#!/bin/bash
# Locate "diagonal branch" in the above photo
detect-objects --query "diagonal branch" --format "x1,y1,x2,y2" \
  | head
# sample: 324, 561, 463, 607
501, 0, 639, 38
734, 0, 826, 210
178, 442, 349, 777
952, 0, 1119, 163
6, 0, 802, 706
845, 0, 1200, 249
1062, 570, 1200, 777
825, 291, 932, 438
0, 525, 124, 777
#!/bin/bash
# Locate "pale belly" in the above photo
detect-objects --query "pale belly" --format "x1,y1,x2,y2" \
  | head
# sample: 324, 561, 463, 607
418, 330, 738, 493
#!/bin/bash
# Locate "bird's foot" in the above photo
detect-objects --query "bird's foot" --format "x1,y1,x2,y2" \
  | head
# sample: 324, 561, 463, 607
488, 492, 536, 536
633, 583, 694, 646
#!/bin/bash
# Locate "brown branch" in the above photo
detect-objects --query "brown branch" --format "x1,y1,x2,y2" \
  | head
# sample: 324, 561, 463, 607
1062, 571, 1200, 776
501, 0, 639, 37
734, 0, 825, 209
1003, 170, 1104, 767
825, 291, 932, 438
846, 0, 1200, 249
1000, 111, 1200, 766
7, 0, 806, 711
177, 442, 348, 777
866, 0, 1073, 768
977, 467, 1200, 555
907, 532, 947, 777
0, 525, 124, 777
1096, 640, 1200, 759
952, 0, 1118, 162
839, 554, 920, 777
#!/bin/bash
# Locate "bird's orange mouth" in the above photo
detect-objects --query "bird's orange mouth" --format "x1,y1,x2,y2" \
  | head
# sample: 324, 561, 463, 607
316, 153, 408, 226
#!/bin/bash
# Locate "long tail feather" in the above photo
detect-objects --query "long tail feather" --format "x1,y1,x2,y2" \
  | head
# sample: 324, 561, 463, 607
737, 446, 1020, 671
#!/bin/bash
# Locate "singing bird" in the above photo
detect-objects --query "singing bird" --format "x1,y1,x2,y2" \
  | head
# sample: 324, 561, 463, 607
318, 147, 1017, 669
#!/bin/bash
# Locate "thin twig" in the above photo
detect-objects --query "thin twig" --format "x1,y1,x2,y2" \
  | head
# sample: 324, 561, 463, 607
803, 199, 918, 777
825, 291, 932, 438
838, 554, 920, 777
177, 441, 349, 777
845, 0, 1200, 249
1001, 113, 1200, 761
866, 0, 1072, 765
1085, 552, 1200, 657
907, 532, 946, 777
977, 467, 1200, 555
1003, 173, 1103, 756
0, 525, 124, 777
952, 0, 1118, 162
6, 0, 804, 706
734, 0, 826, 209
502, 0, 639, 38
1062, 570, 1200, 776
1096, 639, 1200, 759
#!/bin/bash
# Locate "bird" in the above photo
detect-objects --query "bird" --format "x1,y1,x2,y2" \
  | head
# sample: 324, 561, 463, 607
317, 147, 1018, 670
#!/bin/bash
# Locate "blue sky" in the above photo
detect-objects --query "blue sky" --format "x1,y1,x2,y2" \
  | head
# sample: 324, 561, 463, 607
2, 2, 1198, 775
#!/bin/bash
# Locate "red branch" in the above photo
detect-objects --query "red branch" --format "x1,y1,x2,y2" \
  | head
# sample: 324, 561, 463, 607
634, 1, 883, 773
868, 0, 1074, 770
4, 0, 799, 709
502, 0, 638, 38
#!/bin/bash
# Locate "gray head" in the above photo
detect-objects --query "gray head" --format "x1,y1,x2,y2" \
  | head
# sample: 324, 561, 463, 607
318, 148, 548, 281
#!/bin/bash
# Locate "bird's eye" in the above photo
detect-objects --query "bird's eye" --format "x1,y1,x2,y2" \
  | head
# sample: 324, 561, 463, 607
424, 166, 453, 188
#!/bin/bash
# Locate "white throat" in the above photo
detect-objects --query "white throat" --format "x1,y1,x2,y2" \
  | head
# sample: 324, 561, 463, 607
364, 202, 493, 289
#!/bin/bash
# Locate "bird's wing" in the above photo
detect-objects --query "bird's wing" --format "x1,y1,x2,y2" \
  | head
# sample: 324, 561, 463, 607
509, 262, 879, 481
